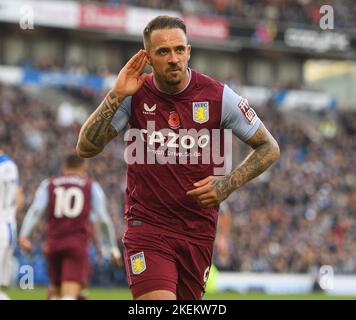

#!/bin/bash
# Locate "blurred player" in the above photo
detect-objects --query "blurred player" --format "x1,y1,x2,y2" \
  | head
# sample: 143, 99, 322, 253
204, 201, 233, 294
0, 148, 23, 300
76, 16, 280, 300
19, 154, 121, 300
215, 201, 233, 270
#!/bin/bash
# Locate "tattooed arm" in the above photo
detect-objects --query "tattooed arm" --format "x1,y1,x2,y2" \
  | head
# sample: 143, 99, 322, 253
76, 92, 122, 158
187, 122, 280, 208
76, 50, 148, 158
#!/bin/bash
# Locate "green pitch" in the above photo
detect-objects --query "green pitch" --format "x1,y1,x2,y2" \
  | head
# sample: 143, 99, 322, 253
4, 287, 355, 300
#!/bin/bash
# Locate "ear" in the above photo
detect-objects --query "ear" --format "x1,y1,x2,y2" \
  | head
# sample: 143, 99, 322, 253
187, 44, 191, 61
143, 49, 152, 66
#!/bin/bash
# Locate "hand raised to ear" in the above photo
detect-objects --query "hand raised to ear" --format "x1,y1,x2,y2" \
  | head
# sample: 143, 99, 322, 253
112, 50, 149, 101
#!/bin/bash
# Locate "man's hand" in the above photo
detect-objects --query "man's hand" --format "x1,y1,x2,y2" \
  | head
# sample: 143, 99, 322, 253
186, 175, 235, 208
95, 246, 104, 264
110, 247, 123, 267
113, 49, 148, 101
187, 123, 280, 209
19, 236, 32, 255
76, 50, 148, 158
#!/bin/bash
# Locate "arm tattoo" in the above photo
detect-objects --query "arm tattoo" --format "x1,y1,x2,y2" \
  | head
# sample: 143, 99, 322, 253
77, 91, 121, 157
99, 93, 122, 120
212, 124, 280, 200
211, 175, 236, 202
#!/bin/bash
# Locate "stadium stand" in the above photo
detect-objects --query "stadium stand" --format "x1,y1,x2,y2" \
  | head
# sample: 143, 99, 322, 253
0, 80, 354, 285
0, 0, 355, 291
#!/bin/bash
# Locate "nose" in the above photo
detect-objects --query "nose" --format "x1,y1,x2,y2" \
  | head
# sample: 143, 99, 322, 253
168, 51, 179, 64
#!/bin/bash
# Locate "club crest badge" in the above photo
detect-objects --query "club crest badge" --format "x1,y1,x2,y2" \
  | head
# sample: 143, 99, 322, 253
193, 102, 209, 124
130, 251, 146, 275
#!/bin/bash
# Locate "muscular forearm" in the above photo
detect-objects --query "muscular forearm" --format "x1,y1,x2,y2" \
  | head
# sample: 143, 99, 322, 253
212, 140, 280, 199
76, 90, 122, 158
233, 140, 279, 187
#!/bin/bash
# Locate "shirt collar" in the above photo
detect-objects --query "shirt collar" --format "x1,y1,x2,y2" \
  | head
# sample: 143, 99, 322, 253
153, 68, 192, 96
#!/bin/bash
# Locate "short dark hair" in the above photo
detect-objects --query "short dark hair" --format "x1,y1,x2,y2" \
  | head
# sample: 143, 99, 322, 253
64, 153, 85, 168
143, 16, 186, 48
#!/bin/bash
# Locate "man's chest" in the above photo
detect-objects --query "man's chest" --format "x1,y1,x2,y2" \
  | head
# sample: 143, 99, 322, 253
130, 95, 221, 131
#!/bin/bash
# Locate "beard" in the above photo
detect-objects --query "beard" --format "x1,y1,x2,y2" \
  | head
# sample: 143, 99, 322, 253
165, 77, 182, 85
162, 67, 186, 86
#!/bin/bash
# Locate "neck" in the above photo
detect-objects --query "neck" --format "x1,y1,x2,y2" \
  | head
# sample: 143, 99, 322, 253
153, 68, 191, 95
63, 168, 84, 176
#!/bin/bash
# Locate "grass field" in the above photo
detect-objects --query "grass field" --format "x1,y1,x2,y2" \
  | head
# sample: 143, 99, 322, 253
4, 287, 356, 300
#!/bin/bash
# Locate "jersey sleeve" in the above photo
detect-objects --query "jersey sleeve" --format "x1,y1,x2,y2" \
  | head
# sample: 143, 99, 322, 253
219, 201, 228, 214
220, 85, 261, 141
90, 181, 118, 248
111, 96, 132, 133
5, 159, 19, 184
19, 179, 49, 237
12, 162, 19, 186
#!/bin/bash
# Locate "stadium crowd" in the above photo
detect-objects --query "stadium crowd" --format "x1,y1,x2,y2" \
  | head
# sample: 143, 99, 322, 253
0, 84, 127, 285
83, 0, 356, 29
214, 104, 356, 274
0, 80, 355, 284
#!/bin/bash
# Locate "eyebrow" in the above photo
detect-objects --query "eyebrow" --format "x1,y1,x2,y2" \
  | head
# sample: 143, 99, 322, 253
155, 45, 186, 53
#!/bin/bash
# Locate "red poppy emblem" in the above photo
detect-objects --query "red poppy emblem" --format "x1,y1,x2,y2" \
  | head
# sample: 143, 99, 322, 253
168, 111, 181, 129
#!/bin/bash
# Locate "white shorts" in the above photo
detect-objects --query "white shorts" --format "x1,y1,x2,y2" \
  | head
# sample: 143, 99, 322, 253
0, 247, 13, 287
0, 222, 16, 287
0, 222, 16, 249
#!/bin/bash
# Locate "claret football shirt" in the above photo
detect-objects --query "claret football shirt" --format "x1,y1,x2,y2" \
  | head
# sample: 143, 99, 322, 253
112, 69, 261, 243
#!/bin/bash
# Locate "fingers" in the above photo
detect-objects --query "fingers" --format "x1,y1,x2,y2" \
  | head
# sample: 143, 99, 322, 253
137, 53, 148, 72
187, 185, 218, 208
187, 183, 212, 198
196, 192, 215, 201
193, 195, 219, 208
199, 199, 219, 208
187, 186, 213, 199
193, 176, 214, 188
23, 244, 31, 252
125, 50, 144, 70
196, 192, 218, 207
187, 176, 222, 208
112, 255, 122, 267
110, 247, 122, 267
19, 237, 32, 253
186, 176, 222, 208
20, 243, 32, 254
137, 72, 148, 87
116, 258, 123, 267
127, 50, 147, 72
